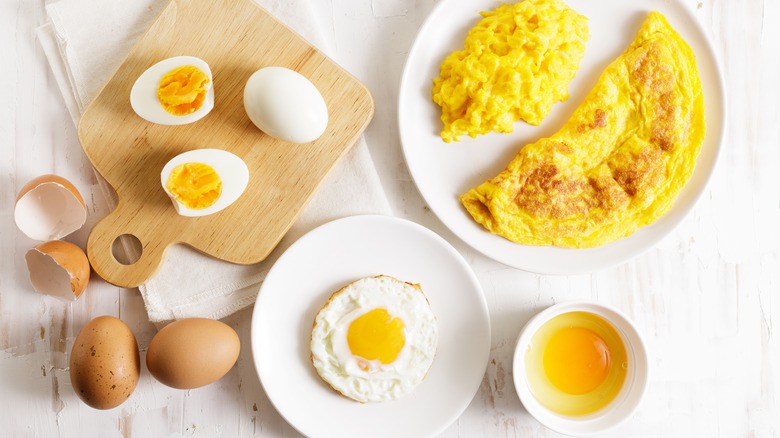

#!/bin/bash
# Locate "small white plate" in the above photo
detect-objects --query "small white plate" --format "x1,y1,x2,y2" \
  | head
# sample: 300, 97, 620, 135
398, 0, 725, 274
251, 215, 491, 438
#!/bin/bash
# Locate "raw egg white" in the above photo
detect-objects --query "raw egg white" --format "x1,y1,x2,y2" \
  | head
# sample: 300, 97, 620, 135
160, 149, 249, 217
525, 311, 628, 416
243, 66, 328, 143
130, 56, 214, 125
310, 275, 438, 403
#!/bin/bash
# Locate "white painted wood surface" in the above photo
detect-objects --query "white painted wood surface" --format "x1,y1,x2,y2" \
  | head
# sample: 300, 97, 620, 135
1, 0, 777, 436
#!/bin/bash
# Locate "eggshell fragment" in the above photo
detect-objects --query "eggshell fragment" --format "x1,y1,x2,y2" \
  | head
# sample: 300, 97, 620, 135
15, 174, 87, 241
69, 316, 140, 410
25, 240, 90, 300
146, 318, 240, 389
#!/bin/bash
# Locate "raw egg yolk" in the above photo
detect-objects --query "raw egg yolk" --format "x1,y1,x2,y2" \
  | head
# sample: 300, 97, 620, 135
158, 66, 210, 116
166, 162, 222, 210
347, 308, 405, 368
543, 327, 611, 395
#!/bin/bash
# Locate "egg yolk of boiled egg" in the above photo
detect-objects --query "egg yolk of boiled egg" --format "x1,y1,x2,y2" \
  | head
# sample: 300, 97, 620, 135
158, 66, 210, 116
165, 162, 222, 210
525, 311, 628, 416
347, 308, 405, 370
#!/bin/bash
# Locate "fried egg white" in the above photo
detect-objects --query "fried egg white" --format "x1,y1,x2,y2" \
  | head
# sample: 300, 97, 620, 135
432, 0, 589, 142
310, 275, 438, 403
461, 12, 705, 248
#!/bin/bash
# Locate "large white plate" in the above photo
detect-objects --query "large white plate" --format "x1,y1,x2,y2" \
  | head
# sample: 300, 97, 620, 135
398, 0, 725, 274
251, 215, 490, 438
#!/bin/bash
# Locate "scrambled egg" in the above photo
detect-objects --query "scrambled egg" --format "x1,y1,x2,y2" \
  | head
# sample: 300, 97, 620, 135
432, 0, 589, 143
461, 12, 706, 248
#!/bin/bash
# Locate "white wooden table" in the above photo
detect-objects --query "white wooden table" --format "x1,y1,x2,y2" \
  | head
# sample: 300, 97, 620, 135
2, 0, 778, 436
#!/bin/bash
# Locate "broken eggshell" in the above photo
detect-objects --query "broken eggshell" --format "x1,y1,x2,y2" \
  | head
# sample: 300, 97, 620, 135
15, 174, 87, 241
25, 240, 91, 300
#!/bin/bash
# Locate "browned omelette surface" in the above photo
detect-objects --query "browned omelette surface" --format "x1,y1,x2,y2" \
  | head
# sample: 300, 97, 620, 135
461, 12, 706, 248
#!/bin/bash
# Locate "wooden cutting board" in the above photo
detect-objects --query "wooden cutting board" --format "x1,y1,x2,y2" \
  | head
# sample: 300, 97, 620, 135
79, 0, 374, 288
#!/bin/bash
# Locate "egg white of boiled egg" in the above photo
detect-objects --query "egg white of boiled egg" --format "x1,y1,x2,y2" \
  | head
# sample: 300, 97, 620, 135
310, 275, 438, 403
131, 56, 214, 125
243, 66, 328, 144
160, 149, 249, 217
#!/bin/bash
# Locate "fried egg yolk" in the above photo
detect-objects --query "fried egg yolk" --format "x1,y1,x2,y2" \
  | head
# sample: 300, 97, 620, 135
543, 327, 610, 395
347, 308, 405, 370
158, 66, 210, 116
165, 162, 222, 210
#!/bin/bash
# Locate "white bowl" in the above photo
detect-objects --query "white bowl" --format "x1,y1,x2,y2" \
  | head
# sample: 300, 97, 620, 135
513, 301, 649, 436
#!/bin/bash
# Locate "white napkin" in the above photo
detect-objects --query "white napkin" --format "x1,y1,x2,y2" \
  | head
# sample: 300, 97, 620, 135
38, 0, 391, 324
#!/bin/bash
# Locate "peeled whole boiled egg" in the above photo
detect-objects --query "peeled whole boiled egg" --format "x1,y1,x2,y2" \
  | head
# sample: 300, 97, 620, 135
25, 240, 90, 300
243, 66, 328, 143
130, 56, 214, 125
15, 174, 87, 241
310, 275, 438, 403
160, 149, 249, 217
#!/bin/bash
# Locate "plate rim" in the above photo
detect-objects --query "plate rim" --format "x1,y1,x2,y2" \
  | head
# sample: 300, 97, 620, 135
397, 0, 726, 275
250, 214, 491, 437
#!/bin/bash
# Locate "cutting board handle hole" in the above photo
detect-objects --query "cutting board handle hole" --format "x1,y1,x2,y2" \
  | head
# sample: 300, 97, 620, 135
111, 234, 143, 266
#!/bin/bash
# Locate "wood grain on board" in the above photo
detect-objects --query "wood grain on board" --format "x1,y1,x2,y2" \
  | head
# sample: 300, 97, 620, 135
78, 0, 374, 287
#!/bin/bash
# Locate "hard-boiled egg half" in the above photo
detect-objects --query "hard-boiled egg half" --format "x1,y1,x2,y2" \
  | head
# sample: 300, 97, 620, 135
161, 149, 249, 217
243, 66, 328, 143
131, 56, 214, 125
310, 275, 438, 403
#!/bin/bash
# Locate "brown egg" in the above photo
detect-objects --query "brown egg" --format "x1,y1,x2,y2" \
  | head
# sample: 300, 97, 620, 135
69, 316, 140, 409
25, 240, 90, 300
146, 318, 240, 389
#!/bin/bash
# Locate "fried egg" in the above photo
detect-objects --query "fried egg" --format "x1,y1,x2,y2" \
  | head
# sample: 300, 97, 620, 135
310, 275, 438, 403
461, 12, 706, 248
432, 0, 589, 142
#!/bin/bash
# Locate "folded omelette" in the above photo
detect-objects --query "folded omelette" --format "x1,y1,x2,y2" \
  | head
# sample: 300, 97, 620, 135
461, 12, 705, 248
